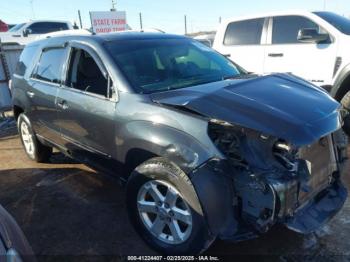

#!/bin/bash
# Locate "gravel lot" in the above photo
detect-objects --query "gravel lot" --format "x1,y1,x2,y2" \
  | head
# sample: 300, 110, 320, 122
0, 120, 350, 261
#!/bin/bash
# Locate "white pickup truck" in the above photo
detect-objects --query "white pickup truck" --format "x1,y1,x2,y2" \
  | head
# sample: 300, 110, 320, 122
213, 11, 350, 127
0, 20, 73, 45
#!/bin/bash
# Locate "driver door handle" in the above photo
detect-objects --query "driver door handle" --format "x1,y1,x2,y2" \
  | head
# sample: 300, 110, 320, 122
26, 91, 35, 98
268, 53, 284, 57
57, 100, 69, 110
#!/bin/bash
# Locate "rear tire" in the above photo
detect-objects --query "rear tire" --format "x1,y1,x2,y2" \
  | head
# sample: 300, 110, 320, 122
18, 113, 52, 163
126, 157, 215, 255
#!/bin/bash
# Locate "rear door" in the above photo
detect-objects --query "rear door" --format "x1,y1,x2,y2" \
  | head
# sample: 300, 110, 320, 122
214, 18, 267, 74
27, 46, 68, 144
55, 43, 117, 164
263, 15, 337, 86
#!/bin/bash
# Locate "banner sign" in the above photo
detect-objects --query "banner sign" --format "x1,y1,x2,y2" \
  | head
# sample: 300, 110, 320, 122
90, 11, 127, 34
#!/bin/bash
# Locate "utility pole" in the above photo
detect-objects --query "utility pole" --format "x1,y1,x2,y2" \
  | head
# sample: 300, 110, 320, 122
184, 15, 187, 35
139, 13, 143, 30
111, 0, 116, 11
78, 10, 83, 29
30, 0, 35, 18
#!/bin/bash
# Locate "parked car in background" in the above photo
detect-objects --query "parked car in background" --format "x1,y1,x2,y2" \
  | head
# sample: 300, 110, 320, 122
0, 20, 73, 45
0, 20, 8, 32
214, 11, 350, 134
11, 32, 348, 255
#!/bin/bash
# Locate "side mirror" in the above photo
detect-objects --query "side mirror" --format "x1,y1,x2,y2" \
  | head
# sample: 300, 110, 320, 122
22, 28, 32, 37
297, 28, 329, 43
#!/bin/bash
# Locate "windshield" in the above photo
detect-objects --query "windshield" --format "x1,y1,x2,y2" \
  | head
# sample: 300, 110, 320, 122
105, 38, 243, 93
8, 23, 26, 32
314, 11, 350, 35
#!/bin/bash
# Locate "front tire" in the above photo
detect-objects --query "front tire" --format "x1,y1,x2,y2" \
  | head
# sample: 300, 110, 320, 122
126, 158, 215, 255
341, 91, 350, 136
18, 113, 52, 163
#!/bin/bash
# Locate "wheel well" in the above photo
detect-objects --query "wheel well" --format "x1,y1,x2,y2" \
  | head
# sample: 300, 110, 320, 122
124, 148, 158, 176
13, 105, 24, 120
335, 74, 350, 102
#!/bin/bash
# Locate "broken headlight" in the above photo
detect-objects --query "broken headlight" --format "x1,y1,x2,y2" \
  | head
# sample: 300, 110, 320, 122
208, 120, 247, 167
208, 119, 298, 172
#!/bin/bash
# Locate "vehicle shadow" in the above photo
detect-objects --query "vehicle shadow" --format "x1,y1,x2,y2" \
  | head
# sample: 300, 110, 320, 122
207, 227, 308, 260
49, 152, 80, 165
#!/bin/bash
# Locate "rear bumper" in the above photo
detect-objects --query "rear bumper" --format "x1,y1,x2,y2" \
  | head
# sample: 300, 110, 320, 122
285, 180, 347, 234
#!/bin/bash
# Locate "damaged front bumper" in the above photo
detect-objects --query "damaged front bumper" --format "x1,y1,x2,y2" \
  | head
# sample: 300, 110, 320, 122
285, 180, 347, 234
190, 133, 348, 241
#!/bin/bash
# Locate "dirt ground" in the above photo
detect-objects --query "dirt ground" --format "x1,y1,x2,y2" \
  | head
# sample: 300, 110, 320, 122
1, 121, 350, 261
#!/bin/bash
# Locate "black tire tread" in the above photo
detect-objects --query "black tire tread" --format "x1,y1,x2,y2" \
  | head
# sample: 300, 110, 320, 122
341, 91, 350, 110
341, 91, 350, 136
18, 113, 52, 163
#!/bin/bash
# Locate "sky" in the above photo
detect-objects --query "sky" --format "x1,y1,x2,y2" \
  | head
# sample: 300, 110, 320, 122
1, 0, 350, 34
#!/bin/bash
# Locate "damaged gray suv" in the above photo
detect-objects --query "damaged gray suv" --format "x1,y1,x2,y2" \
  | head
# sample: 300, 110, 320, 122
11, 32, 348, 255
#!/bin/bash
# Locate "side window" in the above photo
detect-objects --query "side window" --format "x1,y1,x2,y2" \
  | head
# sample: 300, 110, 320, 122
66, 48, 108, 97
224, 18, 265, 45
28, 22, 69, 34
272, 16, 320, 44
32, 48, 67, 84
15, 45, 38, 76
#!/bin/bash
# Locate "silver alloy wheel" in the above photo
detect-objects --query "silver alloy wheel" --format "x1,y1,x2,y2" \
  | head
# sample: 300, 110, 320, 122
137, 180, 193, 245
20, 121, 35, 157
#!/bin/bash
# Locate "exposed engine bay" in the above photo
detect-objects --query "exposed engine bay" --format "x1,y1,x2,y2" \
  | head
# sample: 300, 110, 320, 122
208, 119, 348, 235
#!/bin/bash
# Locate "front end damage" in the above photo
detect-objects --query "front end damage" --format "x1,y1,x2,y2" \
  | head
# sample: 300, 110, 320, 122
191, 120, 348, 241
151, 73, 348, 240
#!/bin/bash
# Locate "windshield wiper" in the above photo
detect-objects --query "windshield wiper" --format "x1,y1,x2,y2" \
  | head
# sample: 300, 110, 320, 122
222, 73, 256, 80
222, 74, 244, 80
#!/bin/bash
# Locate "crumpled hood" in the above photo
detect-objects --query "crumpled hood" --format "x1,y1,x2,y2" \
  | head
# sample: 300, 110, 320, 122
151, 73, 342, 146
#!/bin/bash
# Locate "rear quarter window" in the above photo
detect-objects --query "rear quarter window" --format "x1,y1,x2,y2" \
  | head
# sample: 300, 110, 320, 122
15, 45, 39, 77
224, 18, 265, 45
32, 48, 67, 84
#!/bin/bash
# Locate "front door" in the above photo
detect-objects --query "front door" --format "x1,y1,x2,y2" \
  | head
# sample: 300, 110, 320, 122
263, 15, 337, 86
56, 45, 117, 165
